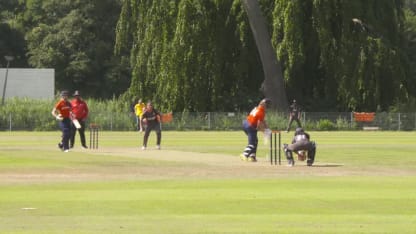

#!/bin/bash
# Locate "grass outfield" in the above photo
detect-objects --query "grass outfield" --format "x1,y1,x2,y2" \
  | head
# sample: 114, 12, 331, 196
0, 131, 415, 233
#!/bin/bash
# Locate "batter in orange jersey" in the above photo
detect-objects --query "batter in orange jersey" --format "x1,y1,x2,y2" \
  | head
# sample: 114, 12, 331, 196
51, 90, 72, 152
240, 98, 271, 162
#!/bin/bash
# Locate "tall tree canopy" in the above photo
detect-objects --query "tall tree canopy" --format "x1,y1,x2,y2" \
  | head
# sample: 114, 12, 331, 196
5, 0, 130, 98
117, 0, 412, 112
272, 0, 408, 111
116, 0, 264, 112
2, 0, 414, 111
0, 0, 27, 68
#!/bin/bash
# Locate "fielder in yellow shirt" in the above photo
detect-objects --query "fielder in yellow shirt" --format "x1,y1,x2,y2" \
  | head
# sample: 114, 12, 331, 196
134, 99, 146, 131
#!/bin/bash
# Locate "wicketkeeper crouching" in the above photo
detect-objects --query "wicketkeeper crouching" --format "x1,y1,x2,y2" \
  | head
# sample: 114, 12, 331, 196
283, 127, 316, 167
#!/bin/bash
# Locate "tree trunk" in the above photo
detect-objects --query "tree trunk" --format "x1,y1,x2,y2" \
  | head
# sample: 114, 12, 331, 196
242, 0, 288, 112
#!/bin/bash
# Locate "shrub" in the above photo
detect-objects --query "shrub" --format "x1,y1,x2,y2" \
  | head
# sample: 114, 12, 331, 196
316, 119, 336, 131
1, 98, 414, 131
335, 117, 351, 130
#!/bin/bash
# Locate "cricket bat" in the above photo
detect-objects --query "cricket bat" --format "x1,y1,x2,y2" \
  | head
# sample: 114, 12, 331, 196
73, 119, 81, 129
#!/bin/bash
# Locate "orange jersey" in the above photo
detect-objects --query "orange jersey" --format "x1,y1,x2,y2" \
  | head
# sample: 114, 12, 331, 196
55, 99, 72, 118
246, 105, 265, 128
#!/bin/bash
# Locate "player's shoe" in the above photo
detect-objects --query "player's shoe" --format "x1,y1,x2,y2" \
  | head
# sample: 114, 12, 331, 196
240, 154, 248, 161
58, 143, 63, 151
141, 146, 146, 150
286, 159, 295, 167
247, 153, 257, 162
64, 149, 69, 153
156, 145, 161, 150
248, 156, 257, 162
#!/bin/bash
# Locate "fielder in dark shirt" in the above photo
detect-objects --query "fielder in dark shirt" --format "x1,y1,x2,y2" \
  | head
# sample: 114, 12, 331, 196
286, 99, 302, 132
141, 102, 162, 150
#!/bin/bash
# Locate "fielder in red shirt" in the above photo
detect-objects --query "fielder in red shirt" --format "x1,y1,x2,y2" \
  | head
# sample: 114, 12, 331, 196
70, 90, 89, 149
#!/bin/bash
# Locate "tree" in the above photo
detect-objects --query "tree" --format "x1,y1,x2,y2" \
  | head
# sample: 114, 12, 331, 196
116, 0, 266, 112
403, 1, 416, 102
272, 0, 408, 111
0, 0, 27, 68
241, 0, 288, 112
20, 0, 129, 98
117, 0, 411, 112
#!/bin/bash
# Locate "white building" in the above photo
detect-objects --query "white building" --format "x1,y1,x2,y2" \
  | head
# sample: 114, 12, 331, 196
0, 68, 54, 100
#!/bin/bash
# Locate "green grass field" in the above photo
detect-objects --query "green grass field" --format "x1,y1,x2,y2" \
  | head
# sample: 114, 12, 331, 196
0, 131, 416, 233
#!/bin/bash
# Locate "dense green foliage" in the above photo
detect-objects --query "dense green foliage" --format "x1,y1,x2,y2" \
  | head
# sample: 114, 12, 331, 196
117, 0, 414, 112
2, 1, 416, 111
273, 0, 409, 111
115, 0, 264, 112
1, 0, 130, 98
0, 0, 27, 68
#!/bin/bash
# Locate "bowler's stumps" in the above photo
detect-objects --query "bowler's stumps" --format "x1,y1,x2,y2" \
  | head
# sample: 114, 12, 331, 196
89, 123, 99, 149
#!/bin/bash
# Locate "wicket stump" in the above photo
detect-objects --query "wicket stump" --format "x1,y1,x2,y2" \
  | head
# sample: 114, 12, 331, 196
89, 123, 99, 149
270, 130, 281, 165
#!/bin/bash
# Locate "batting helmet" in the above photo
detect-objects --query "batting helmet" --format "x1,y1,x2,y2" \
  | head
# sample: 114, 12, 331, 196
260, 98, 272, 107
